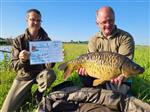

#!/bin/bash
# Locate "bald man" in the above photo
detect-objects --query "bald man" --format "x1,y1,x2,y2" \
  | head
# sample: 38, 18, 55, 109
77, 6, 135, 95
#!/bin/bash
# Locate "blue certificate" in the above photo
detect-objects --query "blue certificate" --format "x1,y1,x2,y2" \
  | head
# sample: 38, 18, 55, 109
29, 41, 63, 65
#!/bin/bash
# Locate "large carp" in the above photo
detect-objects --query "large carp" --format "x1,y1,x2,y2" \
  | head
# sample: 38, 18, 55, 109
58, 52, 144, 86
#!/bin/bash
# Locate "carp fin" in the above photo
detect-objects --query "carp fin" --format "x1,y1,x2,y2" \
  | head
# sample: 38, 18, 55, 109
64, 68, 72, 80
93, 79, 105, 86
58, 62, 73, 80
58, 62, 67, 71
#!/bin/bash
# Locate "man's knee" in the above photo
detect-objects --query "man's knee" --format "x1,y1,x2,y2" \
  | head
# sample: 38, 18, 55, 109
36, 69, 56, 92
47, 69, 56, 82
79, 75, 95, 87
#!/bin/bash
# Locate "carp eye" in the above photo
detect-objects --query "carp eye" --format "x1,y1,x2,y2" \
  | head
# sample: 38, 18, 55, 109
133, 66, 137, 70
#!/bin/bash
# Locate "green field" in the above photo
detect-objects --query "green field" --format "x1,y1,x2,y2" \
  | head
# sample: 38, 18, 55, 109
0, 43, 150, 110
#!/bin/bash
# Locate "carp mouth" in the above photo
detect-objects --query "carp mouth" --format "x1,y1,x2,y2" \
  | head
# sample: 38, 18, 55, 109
138, 67, 145, 74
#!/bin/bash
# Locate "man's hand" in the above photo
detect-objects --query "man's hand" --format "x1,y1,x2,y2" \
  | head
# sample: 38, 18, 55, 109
45, 63, 54, 69
76, 68, 88, 76
111, 74, 124, 84
19, 50, 30, 62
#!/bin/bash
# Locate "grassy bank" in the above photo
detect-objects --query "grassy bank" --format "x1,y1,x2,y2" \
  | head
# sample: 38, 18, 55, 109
0, 43, 150, 110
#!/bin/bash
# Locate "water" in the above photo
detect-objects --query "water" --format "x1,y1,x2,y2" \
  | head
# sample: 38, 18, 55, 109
0, 45, 12, 62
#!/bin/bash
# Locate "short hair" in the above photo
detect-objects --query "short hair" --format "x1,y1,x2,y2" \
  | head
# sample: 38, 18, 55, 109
26, 9, 42, 18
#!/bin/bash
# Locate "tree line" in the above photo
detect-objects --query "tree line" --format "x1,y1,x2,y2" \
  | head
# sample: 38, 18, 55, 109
0, 37, 13, 45
0, 37, 88, 45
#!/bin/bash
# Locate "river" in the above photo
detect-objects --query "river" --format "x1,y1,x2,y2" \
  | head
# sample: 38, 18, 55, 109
0, 45, 12, 62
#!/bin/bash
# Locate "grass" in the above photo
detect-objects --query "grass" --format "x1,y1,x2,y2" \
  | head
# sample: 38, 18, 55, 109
131, 45, 150, 102
0, 43, 150, 111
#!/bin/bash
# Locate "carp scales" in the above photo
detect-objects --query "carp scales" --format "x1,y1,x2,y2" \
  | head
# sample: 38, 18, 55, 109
58, 52, 144, 86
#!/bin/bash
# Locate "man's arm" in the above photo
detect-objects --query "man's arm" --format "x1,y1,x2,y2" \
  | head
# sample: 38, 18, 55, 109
11, 38, 29, 71
88, 36, 98, 53
77, 36, 97, 76
118, 34, 135, 60
112, 34, 135, 84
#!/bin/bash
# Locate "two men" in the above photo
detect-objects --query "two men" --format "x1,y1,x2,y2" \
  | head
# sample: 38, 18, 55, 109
2, 6, 149, 112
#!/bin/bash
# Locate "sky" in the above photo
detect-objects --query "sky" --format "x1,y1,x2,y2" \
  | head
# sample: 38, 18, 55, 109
0, 0, 150, 45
